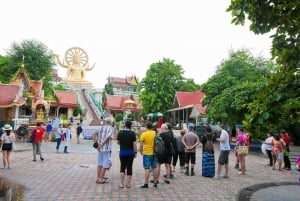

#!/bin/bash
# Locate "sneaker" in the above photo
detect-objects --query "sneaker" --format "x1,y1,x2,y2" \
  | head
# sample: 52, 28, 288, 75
190, 172, 195, 176
170, 174, 175, 179
140, 184, 148, 188
150, 180, 159, 184
153, 183, 158, 188
214, 176, 221, 180
221, 175, 229, 179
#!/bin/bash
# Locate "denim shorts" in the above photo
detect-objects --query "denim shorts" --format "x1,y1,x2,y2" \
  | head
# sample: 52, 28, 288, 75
143, 155, 158, 169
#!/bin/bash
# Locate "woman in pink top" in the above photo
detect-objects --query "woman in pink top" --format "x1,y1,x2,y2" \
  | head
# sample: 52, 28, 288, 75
235, 127, 247, 175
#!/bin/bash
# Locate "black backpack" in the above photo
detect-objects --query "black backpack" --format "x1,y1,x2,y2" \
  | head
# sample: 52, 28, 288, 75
154, 135, 165, 155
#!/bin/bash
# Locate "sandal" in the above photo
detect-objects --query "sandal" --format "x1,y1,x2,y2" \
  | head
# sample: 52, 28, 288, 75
126, 185, 131, 188
119, 185, 124, 188
96, 180, 109, 184
164, 179, 170, 184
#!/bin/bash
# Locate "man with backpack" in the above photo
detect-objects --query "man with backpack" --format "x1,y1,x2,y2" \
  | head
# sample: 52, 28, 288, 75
157, 123, 173, 184
139, 121, 159, 188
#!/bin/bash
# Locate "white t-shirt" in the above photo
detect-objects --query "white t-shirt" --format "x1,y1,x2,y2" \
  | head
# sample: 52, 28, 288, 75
220, 130, 230, 151
264, 136, 273, 150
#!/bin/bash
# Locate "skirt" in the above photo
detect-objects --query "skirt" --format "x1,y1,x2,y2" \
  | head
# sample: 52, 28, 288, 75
2, 143, 13, 151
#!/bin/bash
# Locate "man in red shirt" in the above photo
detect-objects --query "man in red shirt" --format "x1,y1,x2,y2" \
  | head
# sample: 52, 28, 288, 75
280, 130, 291, 170
32, 122, 45, 161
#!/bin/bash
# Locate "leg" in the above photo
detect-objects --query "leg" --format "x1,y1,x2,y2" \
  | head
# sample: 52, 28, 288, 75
2, 151, 7, 168
32, 143, 37, 161
7, 151, 11, 168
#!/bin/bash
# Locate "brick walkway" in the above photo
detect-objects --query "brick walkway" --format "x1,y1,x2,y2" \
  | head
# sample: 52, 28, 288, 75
1, 138, 299, 201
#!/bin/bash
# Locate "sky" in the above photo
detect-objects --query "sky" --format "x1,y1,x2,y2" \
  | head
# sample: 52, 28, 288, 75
0, 0, 273, 89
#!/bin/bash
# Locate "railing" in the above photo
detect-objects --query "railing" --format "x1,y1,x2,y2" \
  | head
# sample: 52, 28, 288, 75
88, 93, 106, 117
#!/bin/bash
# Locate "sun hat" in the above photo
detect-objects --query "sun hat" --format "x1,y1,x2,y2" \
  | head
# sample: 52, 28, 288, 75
2, 124, 13, 130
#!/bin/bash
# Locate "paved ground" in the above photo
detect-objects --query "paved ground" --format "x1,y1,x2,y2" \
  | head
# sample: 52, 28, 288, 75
1, 131, 299, 201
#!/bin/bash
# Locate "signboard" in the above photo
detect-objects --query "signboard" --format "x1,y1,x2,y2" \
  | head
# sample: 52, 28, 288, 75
82, 127, 99, 140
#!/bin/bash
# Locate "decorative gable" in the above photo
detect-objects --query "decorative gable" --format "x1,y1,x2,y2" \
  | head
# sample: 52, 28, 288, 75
11, 63, 32, 92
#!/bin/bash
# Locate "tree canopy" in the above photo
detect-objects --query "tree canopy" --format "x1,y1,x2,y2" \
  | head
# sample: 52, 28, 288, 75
227, 1, 300, 140
4, 39, 56, 98
201, 49, 275, 131
138, 58, 199, 117
227, 0, 300, 70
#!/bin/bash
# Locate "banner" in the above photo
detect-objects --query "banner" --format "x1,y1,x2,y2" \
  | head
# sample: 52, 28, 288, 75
82, 127, 99, 140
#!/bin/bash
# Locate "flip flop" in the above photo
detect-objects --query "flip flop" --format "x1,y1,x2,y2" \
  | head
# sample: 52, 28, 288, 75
119, 185, 124, 188
96, 180, 109, 184
126, 185, 131, 188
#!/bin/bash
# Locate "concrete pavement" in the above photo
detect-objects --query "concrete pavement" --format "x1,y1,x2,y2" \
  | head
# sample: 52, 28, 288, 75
1, 136, 299, 201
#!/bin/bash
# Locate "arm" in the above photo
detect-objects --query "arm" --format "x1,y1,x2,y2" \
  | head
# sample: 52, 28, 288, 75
133, 141, 137, 157
53, 54, 68, 68
86, 63, 96, 71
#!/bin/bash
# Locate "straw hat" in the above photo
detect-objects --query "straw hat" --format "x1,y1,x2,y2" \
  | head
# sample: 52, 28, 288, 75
2, 124, 13, 130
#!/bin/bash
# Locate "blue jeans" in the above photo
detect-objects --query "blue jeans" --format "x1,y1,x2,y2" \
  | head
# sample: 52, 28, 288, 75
56, 138, 61, 150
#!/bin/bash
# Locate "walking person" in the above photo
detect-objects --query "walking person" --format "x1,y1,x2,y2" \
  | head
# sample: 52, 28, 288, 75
76, 123, 83, 144
1, 124, 16, 169
116, 120, 137, 188
32, 122, 45, 162
263, 132, 274, 166
172, 130, 186, 173
214, 124, 230, 179
139, 121, 159, 188
63, 124, 71, 154
182, 125, 200, 176
94, 117, 114, 184
56, 124, 63, 153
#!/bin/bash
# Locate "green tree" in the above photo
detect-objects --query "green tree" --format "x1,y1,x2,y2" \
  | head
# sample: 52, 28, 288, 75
6, 39, 56, 98
227, 1, 300, 140
0, 55, 15, 83
138, 58, 185, 116
201, 49, 273, 128
227, 1, 300, 70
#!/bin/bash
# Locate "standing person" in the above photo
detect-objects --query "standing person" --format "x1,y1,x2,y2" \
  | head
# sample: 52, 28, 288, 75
80, 117, 83, 125
1, 124, 16, 169
116, 120, 137, 188
32, 122, 45, 162
157, 123, 173, 184
214, 124, 230, 179
45, 121, 52, 143
202, 126, 215, 177
94, 117, 114, 184
272, 134, 284, 171
63, 124, 71, 154
235, 127, 247, 175
263, 132, 274, 166
76, 123, 83, 144
139, 121, 159, 188
56, 124, 64, 153
172, 130, 186, 173
182, 126, 200, 176
280, 130, 291, 170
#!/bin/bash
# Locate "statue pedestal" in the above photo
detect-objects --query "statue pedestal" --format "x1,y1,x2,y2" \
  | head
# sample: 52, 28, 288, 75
60, 80, 93, 90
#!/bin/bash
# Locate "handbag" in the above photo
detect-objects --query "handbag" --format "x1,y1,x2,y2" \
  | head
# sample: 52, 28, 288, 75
237, 145, 248, 156
93, 141, 99, 149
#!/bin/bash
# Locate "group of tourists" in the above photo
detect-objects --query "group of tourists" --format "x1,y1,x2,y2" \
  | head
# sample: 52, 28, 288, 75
263, 129, 291, 171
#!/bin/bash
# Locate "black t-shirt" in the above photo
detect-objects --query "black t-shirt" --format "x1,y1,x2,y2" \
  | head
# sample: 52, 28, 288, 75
76, 126, 83, 135
160, 131, 172, 153
117, 129, 136, 151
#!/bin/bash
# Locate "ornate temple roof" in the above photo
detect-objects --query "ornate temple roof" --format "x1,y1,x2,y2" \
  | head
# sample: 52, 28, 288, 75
0, 84, 26, 108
